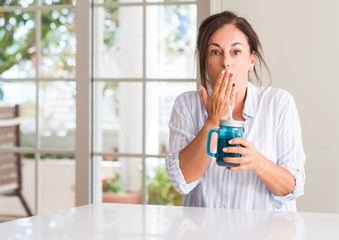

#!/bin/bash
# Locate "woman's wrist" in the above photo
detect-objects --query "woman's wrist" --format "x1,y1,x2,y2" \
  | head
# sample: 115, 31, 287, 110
205, 117, 219, 129
254, 155, 271, 177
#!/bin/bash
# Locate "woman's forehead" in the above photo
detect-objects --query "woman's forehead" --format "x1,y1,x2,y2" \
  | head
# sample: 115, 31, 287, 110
208, 24, 249, 47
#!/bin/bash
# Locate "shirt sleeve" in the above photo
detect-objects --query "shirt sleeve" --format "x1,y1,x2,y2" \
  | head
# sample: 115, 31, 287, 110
271, 93, 306, 207
166, 93, 201, 195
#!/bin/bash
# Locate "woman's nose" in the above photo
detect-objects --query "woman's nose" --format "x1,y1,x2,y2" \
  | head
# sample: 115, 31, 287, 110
222, 55, 230, 69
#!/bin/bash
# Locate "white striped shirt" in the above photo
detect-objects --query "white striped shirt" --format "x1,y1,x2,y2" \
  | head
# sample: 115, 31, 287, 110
166, 82, 306, 211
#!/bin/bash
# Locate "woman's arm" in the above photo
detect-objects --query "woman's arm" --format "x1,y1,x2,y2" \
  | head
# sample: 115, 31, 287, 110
223, 138, 295, 196
257, 157, 295, 196
179, 118, 218, 183
179, 69, 236, 183
223, 93, 305, 197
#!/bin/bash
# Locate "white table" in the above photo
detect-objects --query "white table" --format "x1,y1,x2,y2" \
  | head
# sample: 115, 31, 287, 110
0, 203, 338, 239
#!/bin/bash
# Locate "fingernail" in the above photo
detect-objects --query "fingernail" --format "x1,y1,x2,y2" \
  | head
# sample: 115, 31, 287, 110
228, 140, 233, 144
223, 148, 227, 152
230, 73, 233, 77
224, 157, 228, 161
221, 69, 225, 75
226, 68, 230, 74
233, 83, 235, 87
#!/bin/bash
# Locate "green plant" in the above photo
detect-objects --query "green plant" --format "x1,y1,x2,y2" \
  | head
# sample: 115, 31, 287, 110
0, 1, 75, 76
160, 143, 167, 154
147, 166, 183, 206
103, 82, 119, 117
102, 171, 124, 194
0, 86, 3, 100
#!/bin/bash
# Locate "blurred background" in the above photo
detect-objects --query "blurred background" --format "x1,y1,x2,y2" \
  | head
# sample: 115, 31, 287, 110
0, 0, 209, 220
1, 0, 338, 221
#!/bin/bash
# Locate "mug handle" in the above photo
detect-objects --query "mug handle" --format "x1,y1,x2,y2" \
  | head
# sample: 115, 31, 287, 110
207, 128, 218, 157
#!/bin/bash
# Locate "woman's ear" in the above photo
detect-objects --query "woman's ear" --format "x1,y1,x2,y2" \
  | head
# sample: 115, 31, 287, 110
249, 51, 256, 71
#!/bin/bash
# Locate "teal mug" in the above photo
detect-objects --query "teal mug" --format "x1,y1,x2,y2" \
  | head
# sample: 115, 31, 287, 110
207, 119, 244, 167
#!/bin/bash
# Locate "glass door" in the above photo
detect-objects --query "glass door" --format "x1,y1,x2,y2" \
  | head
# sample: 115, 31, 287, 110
91, 0, 210, 205
0, 0, 76, 217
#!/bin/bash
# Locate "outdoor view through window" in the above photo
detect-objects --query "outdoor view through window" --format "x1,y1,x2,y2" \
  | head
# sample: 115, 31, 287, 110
0, 0, 205, 218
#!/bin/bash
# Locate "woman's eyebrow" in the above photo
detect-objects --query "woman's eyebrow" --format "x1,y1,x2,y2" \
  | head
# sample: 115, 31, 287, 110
231, 42, 243, 47
208, 43, 221, 48
208, 42, 244, 48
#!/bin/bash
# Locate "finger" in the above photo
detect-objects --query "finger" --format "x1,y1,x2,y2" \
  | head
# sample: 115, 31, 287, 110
200, 86, 208, 109
228, 137, 251, 147
230, 81, 236, 109
218, 68, 230, 96
224, 72, 233, 99
224, 156, 245, 164
211, 69, 225, 96
228, 164, 249, 171
222, 146, 246, 155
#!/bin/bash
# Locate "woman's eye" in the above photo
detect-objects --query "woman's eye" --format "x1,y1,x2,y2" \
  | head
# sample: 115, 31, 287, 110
211, 50, 221, 55
233, 50, 241, 55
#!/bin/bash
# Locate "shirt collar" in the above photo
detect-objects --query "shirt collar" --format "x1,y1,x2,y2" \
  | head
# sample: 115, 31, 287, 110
202, 88, 210, 120
243, 81, 258, 118
201, 81, 258, 120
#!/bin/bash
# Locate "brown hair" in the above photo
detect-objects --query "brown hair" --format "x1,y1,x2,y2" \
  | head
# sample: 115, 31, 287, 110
196, 11, 271, 88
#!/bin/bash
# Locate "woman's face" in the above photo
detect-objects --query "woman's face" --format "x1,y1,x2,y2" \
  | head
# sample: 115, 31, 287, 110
206, 24, 255, 94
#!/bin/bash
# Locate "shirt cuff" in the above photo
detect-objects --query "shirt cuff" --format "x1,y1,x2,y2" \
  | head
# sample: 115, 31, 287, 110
166, 153, 200, 195
270, 167, 305, 209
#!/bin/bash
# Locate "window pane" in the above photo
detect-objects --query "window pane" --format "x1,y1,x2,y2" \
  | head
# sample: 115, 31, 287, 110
0, 11, 36, 78
93, 81, 142, 154
0, 155, 36, 217
39, 81, 76, 150
102, 157, 142, 204
40, 156, 75, 214
94, 0, 142, 3
146, 4, 197, 78
41, 0, 75, 5
93, 7, 143, 78
0, 0, 35, 7
146, 158, 182, 206
0, 81, 36, 148
146, 81, 196, 155
147, 0, 194, 2
40, 9, 76, 78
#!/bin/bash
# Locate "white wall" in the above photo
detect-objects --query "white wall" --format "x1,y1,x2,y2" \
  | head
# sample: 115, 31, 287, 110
219, 0, 339, 213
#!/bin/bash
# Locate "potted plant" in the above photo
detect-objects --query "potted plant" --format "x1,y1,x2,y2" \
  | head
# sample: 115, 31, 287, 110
102, 170, 142, 204
147, 166, 183, 206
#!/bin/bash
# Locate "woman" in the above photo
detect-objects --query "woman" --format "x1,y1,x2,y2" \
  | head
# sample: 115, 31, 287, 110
166, 11, 306, 211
